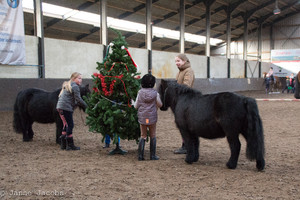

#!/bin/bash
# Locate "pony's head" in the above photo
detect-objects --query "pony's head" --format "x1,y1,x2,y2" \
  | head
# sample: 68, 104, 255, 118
79, 84, 90, 110
158, 79, 177, 111
80, 84, 90, 97
262, 72, 267, 78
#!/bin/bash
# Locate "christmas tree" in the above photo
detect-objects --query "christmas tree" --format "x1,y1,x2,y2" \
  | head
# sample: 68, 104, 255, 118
85, 30, 141, 154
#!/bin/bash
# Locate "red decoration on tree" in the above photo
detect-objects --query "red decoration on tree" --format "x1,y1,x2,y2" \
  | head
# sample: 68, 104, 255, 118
86, 29, 141, 153
122, 46, 137, 68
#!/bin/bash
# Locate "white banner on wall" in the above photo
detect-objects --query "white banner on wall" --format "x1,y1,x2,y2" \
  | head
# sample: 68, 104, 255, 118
0, 0, 26, 65
271, 49, 300, 75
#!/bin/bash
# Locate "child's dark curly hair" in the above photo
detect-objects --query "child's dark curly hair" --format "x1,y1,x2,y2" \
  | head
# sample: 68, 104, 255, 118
141, 74, 156, 88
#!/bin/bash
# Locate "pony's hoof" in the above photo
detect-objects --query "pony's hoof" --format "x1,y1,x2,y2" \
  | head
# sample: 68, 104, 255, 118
256, 160, 265, 171
226, 162, 237, 169
23, 139, 32, 142
193, 155, 199, 162
185, 158, 193, 164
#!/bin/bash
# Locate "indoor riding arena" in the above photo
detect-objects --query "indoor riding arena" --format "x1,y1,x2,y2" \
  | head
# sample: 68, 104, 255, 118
1, 0, 299, 199
0, 91, 299, 199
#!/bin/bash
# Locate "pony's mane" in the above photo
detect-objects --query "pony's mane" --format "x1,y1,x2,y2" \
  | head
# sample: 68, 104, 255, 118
170, 82, 202, 96
298, 71, 300, 83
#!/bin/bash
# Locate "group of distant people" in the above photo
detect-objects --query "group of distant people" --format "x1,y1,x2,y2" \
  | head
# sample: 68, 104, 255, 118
282, 73, 295, 94
264, 67, 296, 94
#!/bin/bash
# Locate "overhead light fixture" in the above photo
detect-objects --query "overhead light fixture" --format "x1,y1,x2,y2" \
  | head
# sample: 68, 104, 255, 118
273, 8, 280, 15
273, 0, 281, 15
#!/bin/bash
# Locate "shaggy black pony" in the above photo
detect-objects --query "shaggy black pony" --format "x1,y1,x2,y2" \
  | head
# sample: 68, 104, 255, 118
159, 80, 265, 171
13, 84, 90, 143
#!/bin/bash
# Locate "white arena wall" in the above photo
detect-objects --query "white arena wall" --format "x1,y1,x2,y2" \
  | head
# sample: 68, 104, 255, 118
0, 35, 271, 79
0, 36, 269, 110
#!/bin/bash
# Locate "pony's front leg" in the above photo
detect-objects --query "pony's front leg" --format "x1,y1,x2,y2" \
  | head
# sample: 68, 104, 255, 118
28, 123, 34, 140
185, 143, 194, 164
22, 130, 30, 142
181, 131, 196, 164
22, 121, 31, 142
55, 117, 63, 144
226, 135, 241, 169
191, 135, 199, 162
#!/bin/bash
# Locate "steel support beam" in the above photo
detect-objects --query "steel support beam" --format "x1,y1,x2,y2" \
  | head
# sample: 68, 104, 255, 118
270, 25, 274, 50
100, 0, 108, 59
146, 0, 152, 74
243, 13, 248, 78
204, 0, 215, 78
226, 5, 232, 78
258, 22, 262, 78
179, 0, 185, 53
34, 0, 45, 78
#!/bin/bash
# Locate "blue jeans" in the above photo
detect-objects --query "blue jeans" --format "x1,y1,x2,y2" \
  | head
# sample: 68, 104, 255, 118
105, 134, 120, 144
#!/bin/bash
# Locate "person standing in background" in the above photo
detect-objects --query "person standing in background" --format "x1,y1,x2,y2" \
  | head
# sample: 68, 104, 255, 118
267, 67, 274, 83
174, 54, 195, 154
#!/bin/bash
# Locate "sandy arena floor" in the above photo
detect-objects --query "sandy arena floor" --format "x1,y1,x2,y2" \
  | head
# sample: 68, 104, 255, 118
0, 91, 299, 200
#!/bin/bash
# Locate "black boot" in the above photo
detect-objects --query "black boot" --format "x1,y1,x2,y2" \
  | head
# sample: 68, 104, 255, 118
138, 138, 145, 161
150, 137, 159, 160
66, 137, 80, 150
60, 134, 67, 150
174, 142, 187, 154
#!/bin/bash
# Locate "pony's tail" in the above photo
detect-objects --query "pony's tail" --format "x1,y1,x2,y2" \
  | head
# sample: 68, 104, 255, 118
245, 98, 265, 162
13, 94, 23, 133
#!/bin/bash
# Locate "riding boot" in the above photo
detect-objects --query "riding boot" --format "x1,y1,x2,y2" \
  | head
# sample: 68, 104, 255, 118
174, 142, 187, 154
138, 138, 145, 161
150, 137, 159, 160
60, 134, 67, 150
66, 137, 80, 150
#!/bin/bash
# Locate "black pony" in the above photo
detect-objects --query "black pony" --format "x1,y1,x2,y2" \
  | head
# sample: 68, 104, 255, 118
13, 84, 90, 143
159, 80, 265, 171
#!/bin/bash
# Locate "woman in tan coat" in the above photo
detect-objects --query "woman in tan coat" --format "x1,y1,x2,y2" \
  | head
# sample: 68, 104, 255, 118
175, 54, 195, 87
174, 54, 195, 154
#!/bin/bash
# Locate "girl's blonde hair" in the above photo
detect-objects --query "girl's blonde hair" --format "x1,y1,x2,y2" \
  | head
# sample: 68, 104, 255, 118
59, 72, 82, 97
